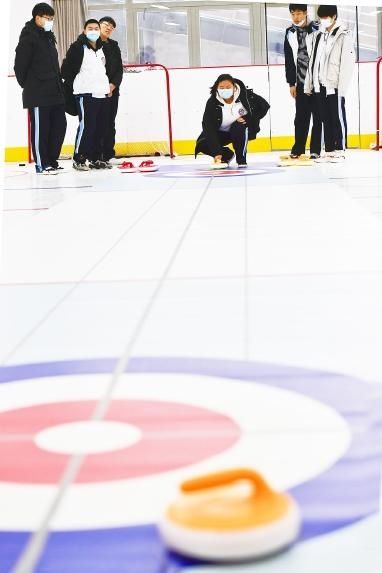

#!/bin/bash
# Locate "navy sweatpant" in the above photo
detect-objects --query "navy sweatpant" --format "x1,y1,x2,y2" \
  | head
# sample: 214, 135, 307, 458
29, 104, 67, 171
197, 121, 249, 164
74, 95, 108, 162
316, 86, 347, 152
292, 84, 322, 156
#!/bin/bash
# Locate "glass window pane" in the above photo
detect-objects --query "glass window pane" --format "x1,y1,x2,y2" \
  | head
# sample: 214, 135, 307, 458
266, 4, 316, 65
200, 9, 251, 66
137, 10, 189, 67
356, 6, 379, 61
88, 8, 127, 62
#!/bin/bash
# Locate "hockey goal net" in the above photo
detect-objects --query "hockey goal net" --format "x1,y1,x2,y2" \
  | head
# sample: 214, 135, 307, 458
117, 63, 174, 157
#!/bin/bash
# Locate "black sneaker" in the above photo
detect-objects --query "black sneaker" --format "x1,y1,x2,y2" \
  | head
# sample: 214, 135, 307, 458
237, 163, 248, 169
103, 161, 113, 169
90, 160, 108, 169
51, 162, 65, 171
89, 160, 103, 169
309, 153, 320, 160
73, 160, 90, 171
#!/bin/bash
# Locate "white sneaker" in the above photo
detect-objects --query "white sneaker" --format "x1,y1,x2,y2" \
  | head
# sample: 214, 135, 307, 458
329, 151, 345, 163
211, 161, 229, 170
314, 153, 336, 163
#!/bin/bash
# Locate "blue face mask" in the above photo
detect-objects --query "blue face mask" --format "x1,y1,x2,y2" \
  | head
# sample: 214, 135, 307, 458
86, 31, 100, 42
43, 20, 54, 32
218, 88, 234, 100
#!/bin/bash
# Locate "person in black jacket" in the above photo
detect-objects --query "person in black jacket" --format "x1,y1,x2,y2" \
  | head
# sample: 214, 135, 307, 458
14, 3, 67, 174
284, 4, 321, 160
195, 74, 270, 169
61, 19, 112, 171
99, 16, 124, 164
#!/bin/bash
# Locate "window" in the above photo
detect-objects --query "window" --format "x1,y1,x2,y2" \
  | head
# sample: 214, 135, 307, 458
357, 6, 380, 61
199, 9, 251, 66
265, 4, 316, 65
87, 8, 128, 62
136, 10, 189, 67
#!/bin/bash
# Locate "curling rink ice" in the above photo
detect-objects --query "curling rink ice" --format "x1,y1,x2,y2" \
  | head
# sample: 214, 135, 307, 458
1, 149, 382, 573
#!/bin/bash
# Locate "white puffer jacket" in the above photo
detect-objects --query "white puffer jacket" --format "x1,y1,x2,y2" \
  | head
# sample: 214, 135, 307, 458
304, 24, 355, 96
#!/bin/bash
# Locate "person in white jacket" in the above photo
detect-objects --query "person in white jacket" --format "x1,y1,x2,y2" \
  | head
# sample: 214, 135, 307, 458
61, 19, 112, 170
304, 5, 355, 163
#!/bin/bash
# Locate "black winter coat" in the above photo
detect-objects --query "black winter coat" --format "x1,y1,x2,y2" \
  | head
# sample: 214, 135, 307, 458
61, 34, 107, 115
103, 38, 123, 95
14, 20, 64, 109
195, 79, 270, 157
284, 22, 318, 87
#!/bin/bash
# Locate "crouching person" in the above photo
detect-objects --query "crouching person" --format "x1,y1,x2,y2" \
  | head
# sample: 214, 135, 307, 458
195, 74, 270, 169
61, 19, 111, 170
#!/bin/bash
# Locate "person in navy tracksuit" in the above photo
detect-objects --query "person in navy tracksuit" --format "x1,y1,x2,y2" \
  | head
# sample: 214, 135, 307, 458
284, 4, 322, 159
14, 3, 67, 174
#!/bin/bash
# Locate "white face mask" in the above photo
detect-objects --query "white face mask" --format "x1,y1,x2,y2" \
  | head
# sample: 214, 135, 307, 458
320, 18, 333, 30
294, 18, 306, 27
43, 19, 54, 32
86, 31, 100, 42
218, 88, 234, 100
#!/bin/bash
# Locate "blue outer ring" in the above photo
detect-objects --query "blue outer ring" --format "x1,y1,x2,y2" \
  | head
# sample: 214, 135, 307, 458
0, 357, 381, 573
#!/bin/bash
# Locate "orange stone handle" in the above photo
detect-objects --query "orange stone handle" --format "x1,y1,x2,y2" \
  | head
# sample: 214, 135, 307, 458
180, 468, 274, 498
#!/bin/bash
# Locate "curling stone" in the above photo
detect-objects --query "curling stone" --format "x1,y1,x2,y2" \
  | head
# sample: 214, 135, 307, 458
159, 468, 300, 562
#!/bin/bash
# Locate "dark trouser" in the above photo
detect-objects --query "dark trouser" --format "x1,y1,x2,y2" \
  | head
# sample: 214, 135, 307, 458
29, 104, 67, 172
291, 84, 322, 156
102, 92, 119, 161
315, 86, 347, 152
74, 95, 108, 162
198, 122, 250, 164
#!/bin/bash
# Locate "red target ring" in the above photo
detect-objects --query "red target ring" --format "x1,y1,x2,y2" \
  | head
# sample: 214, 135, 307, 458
0, 400, 241, 483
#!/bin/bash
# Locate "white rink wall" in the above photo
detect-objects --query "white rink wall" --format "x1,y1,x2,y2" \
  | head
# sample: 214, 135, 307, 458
6, 61, 379, 158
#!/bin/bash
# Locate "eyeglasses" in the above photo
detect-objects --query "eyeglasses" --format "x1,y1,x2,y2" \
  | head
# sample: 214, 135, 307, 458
101, 22, 115, 30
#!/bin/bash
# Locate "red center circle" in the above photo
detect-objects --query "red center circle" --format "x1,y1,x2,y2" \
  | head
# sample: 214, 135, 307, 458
0, 400, 241, 483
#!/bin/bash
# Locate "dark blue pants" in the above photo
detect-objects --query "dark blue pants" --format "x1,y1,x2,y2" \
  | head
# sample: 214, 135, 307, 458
292, 84, 322, 156
102, 92, 119, 161
316, 86, 347, 152
198, 121, 250, 164
74, 95, 108, 162
29, 104, 67, 171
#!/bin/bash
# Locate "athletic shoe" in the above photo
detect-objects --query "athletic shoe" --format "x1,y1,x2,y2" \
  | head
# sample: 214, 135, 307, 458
211, 161, 229, 170
73, 161, 90, 171
314, 153, 336, 163
309, 153, 320, 160
237, 163, 248, 168
51, 162, 65, 171
329, 151, 345, 163
89, 160, 103, 169
36, 166, 58, 175
103, 161, 113, 169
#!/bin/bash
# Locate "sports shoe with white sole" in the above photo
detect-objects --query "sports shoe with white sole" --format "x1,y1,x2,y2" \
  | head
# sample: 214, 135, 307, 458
73, 161, 90, 171
314, 153, 336, 163
329, 151, 345, 163
36, 166, 58, 175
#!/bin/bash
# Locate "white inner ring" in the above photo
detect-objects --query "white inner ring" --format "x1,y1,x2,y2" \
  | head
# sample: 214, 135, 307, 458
34, 421, 142, 455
